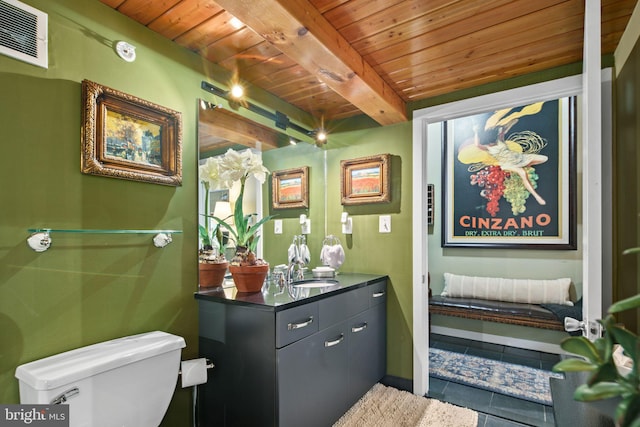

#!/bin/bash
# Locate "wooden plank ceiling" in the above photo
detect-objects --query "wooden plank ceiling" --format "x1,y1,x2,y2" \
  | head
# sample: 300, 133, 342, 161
100, 0, 636, 125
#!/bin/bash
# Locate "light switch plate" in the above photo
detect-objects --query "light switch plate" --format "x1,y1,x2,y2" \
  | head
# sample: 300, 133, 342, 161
379, 215, 391, 233
274, 219, 283, 234
341, 217, 352, 234
301, 219, 311, 235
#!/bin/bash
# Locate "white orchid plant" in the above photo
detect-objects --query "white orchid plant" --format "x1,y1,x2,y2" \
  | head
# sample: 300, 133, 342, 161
199, 149, 274, 266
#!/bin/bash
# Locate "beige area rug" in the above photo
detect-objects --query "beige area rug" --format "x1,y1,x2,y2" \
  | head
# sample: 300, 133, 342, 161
333, 383, 478, 427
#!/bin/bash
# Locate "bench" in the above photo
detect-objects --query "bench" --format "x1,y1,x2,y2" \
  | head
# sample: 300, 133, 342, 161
428, 273, 581, 332
429, 295, 565, 330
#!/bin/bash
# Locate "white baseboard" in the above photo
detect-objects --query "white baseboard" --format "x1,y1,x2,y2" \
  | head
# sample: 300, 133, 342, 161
431, 325, 567, 355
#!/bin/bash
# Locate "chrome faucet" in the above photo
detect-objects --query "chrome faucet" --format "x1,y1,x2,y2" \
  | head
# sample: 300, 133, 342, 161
286, 257, 305, 284
286, 237, 305, 283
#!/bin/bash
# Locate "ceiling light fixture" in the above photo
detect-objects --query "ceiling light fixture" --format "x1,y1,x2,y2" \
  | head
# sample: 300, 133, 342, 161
201, 80, 327, 145
229, 83, 244, 100
315, 129, 327, 144
229, 16, 243, 29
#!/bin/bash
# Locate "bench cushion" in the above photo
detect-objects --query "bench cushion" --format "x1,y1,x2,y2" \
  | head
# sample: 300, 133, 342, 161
442, 273, 573, 306
429, 295, 565, 330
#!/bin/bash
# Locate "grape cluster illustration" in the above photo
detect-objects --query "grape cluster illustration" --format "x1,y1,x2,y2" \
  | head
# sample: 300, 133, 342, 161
470, 166, 539, 216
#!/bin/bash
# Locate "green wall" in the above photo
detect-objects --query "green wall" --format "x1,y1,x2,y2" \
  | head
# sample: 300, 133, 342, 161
0, 0, 305, 424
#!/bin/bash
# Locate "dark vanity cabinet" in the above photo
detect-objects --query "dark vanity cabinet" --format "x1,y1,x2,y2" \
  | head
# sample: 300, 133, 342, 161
196, 275, 387, 427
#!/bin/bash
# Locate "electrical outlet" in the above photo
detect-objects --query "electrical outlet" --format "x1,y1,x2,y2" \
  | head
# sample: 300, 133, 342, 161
274, 219, 283, 234
379, 215, 391, 233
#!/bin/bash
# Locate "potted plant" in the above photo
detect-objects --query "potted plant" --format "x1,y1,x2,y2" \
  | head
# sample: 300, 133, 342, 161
198, 158, 229, 288
552, 247, 640, 427
203, 148, 275, 292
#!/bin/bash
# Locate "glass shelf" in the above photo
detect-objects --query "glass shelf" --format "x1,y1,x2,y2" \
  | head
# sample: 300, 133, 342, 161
28, 228, 182, 234
26, 228, 182, 252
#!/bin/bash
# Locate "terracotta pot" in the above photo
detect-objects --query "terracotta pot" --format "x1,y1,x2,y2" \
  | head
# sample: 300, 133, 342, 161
199, 261, 229, 288
229, 263, 269, 293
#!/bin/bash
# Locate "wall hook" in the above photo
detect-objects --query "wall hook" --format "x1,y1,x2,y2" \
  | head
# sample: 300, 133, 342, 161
27, 232, 51, 252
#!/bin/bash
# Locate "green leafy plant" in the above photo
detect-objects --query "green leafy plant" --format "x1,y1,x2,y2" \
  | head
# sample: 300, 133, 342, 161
553, 247, 640, 427
200, 149, 275, 266
198, 160, 225, 263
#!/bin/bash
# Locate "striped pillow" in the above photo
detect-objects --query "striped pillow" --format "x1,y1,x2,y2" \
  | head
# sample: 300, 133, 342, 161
441, 273, 573, 306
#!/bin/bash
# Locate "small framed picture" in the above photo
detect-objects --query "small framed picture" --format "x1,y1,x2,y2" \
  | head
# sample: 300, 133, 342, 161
81, 80, 182, 186
341, 154, 390, 205
272, 166, 309, 209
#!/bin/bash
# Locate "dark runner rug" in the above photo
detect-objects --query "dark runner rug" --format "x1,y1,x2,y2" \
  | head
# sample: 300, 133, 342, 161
429, 348, 563, 405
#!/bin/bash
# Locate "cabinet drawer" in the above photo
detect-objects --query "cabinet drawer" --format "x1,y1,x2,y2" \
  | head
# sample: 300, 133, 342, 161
366, 280, 387, 307
276, 302, 319, 348
319, 288, 368, 330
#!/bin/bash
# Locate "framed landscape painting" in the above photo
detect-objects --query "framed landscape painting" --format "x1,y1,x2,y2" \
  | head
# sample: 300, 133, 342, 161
81, 80, 182, 186
341, 154, 390, 205
272, 166, 309, 209
442, 96, 577, 249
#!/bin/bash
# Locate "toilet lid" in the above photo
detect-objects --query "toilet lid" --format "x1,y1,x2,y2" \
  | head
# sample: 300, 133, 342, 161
15, 331, 185, 390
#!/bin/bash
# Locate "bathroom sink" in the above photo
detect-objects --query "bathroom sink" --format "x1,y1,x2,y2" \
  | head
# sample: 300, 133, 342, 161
291, 279, 339, 289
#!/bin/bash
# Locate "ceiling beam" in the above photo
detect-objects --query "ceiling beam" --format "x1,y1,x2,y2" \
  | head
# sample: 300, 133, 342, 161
214, 0, 407, 125
199, 107, 281, 153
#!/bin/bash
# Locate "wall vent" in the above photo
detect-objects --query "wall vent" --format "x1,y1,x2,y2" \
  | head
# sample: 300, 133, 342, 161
0, 0, 47, 68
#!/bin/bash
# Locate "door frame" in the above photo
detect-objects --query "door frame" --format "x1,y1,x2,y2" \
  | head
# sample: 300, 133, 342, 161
410, 73, 607, 395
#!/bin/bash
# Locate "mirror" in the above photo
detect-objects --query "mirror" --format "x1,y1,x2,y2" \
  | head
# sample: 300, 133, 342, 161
198, 100, 326, 271
199, 102, 291, 157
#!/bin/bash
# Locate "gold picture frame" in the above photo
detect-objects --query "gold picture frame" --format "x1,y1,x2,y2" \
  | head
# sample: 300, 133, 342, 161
81, 80, 182, 186
272, 166, 309, 209
341, 154, 390, 205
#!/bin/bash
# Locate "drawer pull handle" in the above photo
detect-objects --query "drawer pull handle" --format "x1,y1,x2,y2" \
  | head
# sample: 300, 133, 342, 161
325, 334, 344, 347
352, 323, 368, 333
373, 291, 385, 298
288, 316, 314, 330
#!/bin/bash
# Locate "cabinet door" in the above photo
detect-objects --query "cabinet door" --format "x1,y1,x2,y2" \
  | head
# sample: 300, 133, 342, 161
277, 322, 350, 427
348, 302, 387, 404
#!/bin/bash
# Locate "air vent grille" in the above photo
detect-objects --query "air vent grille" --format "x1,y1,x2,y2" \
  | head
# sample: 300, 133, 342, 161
0, 0, 47, 68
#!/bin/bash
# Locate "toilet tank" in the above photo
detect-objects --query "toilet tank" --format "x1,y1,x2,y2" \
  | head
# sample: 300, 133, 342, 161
15, 331, 186, 427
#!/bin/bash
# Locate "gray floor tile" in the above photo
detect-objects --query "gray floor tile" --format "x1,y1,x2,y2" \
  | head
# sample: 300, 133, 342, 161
490, 393, 553, 426
476, 413, 487, 426
430, 333, 558, 427
501, 353, 542, 369
503, 345, 543, 360
541, 359, 560, 371
426, 377, 447, 395
431, 340, 468, 354
483, 414, 531, 427
539, 351, 562, 362
438, 382, 494, 411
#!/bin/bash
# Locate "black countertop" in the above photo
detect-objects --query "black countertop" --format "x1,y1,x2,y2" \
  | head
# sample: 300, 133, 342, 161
194, 272, 388, 311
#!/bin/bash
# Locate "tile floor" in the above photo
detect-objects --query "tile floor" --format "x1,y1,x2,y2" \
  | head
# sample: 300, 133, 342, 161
427, 333, 561, 427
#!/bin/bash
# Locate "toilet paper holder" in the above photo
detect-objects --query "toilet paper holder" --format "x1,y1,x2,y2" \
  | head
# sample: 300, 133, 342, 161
179, 358, 215, 388
179, 358, 214, 375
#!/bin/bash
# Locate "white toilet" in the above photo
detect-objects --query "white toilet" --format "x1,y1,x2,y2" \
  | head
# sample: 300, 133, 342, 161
15, 331, 186, 427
